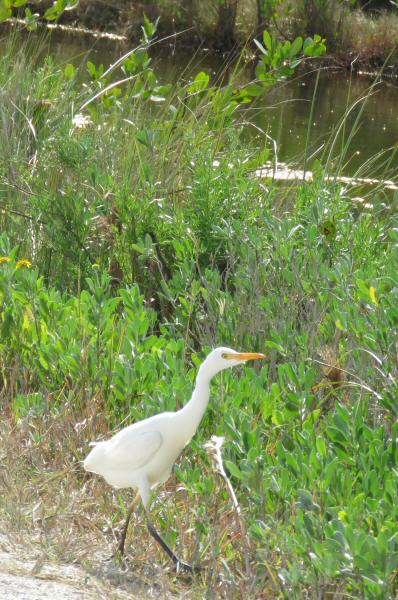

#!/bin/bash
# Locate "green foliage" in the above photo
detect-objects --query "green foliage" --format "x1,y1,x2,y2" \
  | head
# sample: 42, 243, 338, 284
44, 0, 77, 22
254, 31, 326, 84
1, 177, 397, 595
1, 27, 397, 598
0, 0, 78, 24
0, 0, 12, 21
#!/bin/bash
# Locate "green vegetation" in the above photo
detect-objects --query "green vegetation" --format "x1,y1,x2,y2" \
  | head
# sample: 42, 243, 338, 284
1, 24, 398, 599
2, 0, 398, 71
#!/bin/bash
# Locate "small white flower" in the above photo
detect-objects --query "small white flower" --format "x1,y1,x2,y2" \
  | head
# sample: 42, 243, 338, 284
71, 113, 92, 132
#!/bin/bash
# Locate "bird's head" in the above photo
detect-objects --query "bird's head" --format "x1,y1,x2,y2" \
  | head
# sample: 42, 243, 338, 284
199, 346, 266, 379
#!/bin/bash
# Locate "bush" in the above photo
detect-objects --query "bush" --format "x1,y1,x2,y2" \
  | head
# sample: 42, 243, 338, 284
1, 28, 398, 599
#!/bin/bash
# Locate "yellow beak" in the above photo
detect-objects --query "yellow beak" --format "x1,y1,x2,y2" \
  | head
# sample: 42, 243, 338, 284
224, 352, 266, 361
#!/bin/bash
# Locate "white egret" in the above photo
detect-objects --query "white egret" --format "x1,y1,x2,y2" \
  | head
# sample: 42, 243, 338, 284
84, 347, 265, 572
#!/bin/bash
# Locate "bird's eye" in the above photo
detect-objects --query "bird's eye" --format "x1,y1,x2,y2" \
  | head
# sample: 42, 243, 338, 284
221, 353, 227, 359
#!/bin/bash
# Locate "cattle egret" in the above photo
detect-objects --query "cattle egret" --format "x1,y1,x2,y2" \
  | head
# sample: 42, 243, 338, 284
84, 347, 265, 572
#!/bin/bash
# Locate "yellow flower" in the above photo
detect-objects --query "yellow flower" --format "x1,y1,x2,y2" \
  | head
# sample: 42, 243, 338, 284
0, 256, 11, 265
369, 286, 378, 306
16, 259, 32, 269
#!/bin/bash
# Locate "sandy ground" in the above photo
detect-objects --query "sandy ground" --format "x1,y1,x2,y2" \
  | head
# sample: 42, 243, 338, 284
0, 550, 132, 600
0, 534, 163, 600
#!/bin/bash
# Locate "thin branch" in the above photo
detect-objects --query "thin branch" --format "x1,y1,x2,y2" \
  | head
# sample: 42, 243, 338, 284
310, 358, 382, 400
0, 203, 47, 225
204, 436, 250, 575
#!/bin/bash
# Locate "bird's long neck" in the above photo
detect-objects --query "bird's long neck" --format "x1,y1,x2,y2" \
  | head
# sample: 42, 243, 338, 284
177, 366, 212, 443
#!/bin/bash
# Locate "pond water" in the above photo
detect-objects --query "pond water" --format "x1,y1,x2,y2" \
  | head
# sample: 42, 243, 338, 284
251, 71, 398, 178
3, 28, 398, 184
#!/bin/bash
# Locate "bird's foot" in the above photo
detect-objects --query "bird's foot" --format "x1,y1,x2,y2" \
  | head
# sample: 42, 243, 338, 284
175, 560, 201, 576
105, 545, 127, 564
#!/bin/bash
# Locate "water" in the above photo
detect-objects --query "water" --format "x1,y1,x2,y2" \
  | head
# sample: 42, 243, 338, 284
249, 71, 398, 178
2, 27, 397, 183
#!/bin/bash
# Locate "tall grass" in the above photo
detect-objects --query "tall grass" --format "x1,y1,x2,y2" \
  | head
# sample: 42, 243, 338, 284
1, 30, 398, 599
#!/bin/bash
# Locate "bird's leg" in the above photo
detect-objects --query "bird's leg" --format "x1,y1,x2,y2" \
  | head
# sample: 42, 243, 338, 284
146, 519, 197, 574
115, 494, 140, 557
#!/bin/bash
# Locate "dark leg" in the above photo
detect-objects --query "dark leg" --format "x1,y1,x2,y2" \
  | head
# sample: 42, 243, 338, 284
147, 520, 198, 574
115, 495, 140, 557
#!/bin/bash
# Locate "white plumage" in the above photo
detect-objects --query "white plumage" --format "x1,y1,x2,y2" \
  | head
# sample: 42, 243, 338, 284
84, 346, 265, 571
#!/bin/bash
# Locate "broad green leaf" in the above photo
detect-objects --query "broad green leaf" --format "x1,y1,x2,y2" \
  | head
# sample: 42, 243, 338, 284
335, 319, 345, 331
0, 0, 12, 21
297, 489, 319, 511
225, 460, 245, 480
244, 83, 264, 97
44, 5, 61, 20
64, 63, 75, 80
316, 436, 327, 458
188, 71, 210, 94
289, 36, 303, 57
142, 13, 157, 42
86, 61, 97, 79
303, 36, 326, 57
263, 30, 273, 52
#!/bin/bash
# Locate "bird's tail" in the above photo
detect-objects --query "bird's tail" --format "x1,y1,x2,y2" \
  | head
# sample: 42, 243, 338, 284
83, 441, 106, 473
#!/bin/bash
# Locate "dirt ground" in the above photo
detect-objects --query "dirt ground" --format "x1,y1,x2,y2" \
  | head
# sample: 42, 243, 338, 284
0, 533, 174, 600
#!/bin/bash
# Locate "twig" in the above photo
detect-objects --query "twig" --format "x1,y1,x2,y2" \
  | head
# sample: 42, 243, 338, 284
0, 203, 47, 225
204, 435, 250, 577
310, 358, 382, 400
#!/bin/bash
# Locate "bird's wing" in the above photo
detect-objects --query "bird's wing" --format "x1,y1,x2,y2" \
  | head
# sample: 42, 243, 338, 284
105, 429, 163, 470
